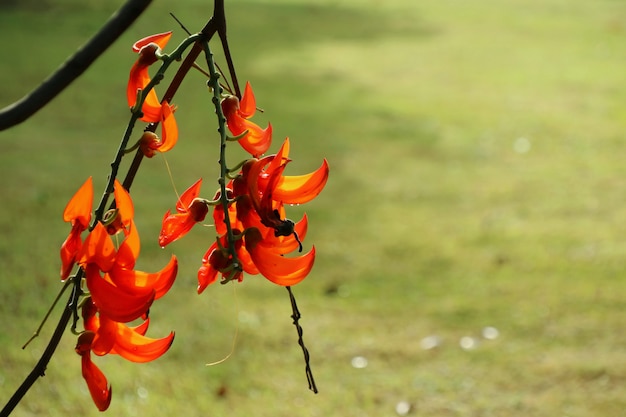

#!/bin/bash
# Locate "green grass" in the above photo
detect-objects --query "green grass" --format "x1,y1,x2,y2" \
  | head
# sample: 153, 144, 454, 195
2, 0, 626, 415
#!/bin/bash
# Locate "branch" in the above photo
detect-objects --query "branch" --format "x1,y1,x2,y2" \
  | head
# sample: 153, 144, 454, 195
0, 0, 153, 131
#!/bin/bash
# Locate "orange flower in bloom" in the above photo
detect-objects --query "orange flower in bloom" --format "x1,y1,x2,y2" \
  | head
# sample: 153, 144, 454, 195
127, 31, 173, 122
221, 81, 272, 157
197, 231, 260, 293
82, 297, 175, 363
159, 179, 208, 247
138, 101, 179, 158
78, 181, 178, 322
75, 331, 112, 411
194, 138, 329, 289
60, 177, 93, 280
245, 227, 316, 286
241, 138, 329, 238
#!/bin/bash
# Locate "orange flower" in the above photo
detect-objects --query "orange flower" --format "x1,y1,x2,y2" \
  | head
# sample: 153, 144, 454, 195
138, 101, 179, 158
60, 177, 93, 280
82, 297, 175, 363
78, 182, 178, 322
244, 227, 316, 286
75, 331, 112, 412
197, 231, 259, 293
245, 139, 328, 237
159, 179, 208, 247
221, 81, 272, 157
127, 31, 172, 122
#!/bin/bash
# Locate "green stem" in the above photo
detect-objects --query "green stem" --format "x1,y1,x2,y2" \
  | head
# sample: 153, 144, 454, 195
202, 40, 242, 280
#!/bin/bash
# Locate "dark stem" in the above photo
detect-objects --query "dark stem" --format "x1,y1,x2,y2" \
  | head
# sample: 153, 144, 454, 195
286, 286, 318, 394
0, 0, 153, 132
0, 272, 83, 417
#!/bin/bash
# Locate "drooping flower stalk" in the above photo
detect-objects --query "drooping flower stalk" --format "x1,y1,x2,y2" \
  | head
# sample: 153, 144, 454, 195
201, 39, 244, 282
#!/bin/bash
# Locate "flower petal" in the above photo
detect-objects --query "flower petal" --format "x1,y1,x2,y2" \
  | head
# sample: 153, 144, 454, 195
85, 265, 155, 323
238, 120, 272, 157
127, 61, 162, 122
111, 255, 178, 300
111, 324, 174, 363
113, 180, 134, 230
158, 101, 178, 153
63, 177, 93, 228
76, 332, 112, 412
116, 220, 140, 270
60, 226, 83, 280
132, 31, 172, 52
238, 81, 256, 119
158, 211, 193, 247
273, 159, 329, 205
247, 230, 316, 286
78, 223, 116, 272
176, 178, 203, 213
91, 314, 117, 356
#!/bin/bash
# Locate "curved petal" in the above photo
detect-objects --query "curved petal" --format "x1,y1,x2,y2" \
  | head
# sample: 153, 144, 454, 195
60, 226, 83, 280
91, 314, 117, 356
273, 159, 329, 204
81, 353, 112, 411
63, 177, 93, 228
197, 242, 224, 293
111, 255, 178, 299
265, 138, 290, 176
112, 325, 174, 363
79, 223, 116, 272
158, 211, 194, 247
76, 331, 112, 412
176, 178, 203, 213
116, 220, 140, 270
127, 62, 162, 122
238, 120, 272, 157
130, 317, 150, 336
81, 297, 100, 332
113, 180, 134, 229
249, 243, 316, 286
132, 31, 172, 52
197, 263, 219, 294
238, 81, 256, 118
86, 265, 155, 323
158, 101, 178, 153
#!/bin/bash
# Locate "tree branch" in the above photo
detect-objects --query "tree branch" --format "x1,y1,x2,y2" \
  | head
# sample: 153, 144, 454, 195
0, 0, 153, 131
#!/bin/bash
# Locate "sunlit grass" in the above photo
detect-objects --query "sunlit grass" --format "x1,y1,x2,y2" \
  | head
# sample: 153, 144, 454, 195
2, 0, 626, 416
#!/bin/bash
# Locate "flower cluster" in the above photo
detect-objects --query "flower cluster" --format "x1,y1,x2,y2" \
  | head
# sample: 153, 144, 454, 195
54, 28, 328, 412
158, 83, 329, 292
61, 179, 177, 411
127, 31, 178, 158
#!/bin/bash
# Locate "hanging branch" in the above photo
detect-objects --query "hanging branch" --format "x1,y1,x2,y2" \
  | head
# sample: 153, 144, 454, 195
0, 2, 231, 415
0, 0, 153, 132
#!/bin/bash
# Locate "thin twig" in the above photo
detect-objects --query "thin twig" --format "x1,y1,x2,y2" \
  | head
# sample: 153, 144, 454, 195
0, 0, 153, 131
286, 286, 318, 394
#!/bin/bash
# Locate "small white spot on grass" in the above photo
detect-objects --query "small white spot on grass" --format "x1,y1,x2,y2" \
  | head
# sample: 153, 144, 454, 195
514, 137, 531, 154
351, 356, 368, 369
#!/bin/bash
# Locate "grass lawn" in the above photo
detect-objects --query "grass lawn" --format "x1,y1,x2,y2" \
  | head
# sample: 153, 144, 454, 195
1, 0, 626, 416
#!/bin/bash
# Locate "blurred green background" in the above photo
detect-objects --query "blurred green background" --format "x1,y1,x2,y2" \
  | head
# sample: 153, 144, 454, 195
2, 0, 626, 415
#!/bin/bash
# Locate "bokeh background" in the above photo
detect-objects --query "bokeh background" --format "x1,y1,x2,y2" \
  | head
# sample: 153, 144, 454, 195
1, 0, 626, 416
